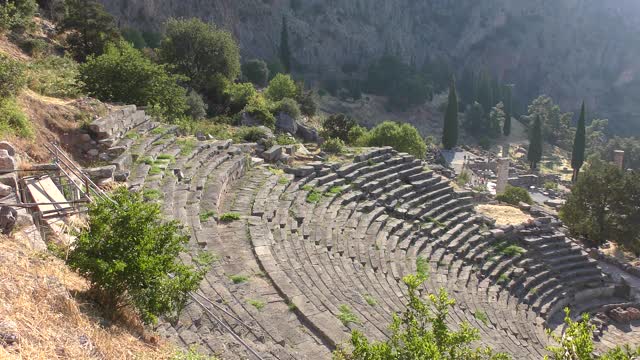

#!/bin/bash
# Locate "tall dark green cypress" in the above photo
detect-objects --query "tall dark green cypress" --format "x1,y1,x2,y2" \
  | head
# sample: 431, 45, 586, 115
528, 115, 543, 170
279, 16, 291, 73
442, 77, 459, 150
503, 85, 512, 137
571, 102, 586, 182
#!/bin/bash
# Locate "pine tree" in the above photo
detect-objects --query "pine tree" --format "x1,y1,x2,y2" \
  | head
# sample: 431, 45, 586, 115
503, 85, 512, 137
279, 16, 291, 73
571, 102, 587, 182
528, 115, 543, 170
442, 77, 459, 150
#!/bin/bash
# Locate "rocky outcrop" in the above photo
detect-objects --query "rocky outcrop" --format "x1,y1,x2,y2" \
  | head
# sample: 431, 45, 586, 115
99, 0, 640, 134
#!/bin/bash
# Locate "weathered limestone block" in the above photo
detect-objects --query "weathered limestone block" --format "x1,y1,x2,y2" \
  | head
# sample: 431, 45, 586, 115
608, 307, 640, 323
0, 141, 16, 156
0, 183, 12, 197
263, 145, 283, 162
0, 150, 16, 171
276, 112, 297, 134
0, 206, 17, 235
84, 165, 116, 180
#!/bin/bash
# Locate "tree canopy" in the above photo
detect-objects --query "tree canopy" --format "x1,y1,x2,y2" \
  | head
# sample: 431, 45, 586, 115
528, 115, 543, 169
59, 0, 120, 61
571, 102, 587, 181
442, 78, 459, 150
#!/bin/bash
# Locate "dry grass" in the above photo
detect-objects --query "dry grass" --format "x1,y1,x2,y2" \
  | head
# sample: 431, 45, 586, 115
0, 235, 178, 360
475, 204, 533, 227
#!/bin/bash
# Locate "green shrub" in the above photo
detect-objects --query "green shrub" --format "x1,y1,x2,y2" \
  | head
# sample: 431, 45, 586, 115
321, 138, 346, 154
185, 91, 208, 120
544, 181, 558, 191
236, 126, 270, 143
496, 185, 533, 205
275, 133, 297, 145
224, 82, 257, 114
219, 212, 241, 222
247, 299, 265, 310
306, 189, 322, 203
27, 55, 83, 98
0, 97, 32, 138
474, 310, 489, 326
67, 187, 206, 324
121, 27, 147, 49
0, 0, 37, 33
243, 93, 276, 129
177, 138, 198, 156
337, 304, 360, 326
274, 97, 301, 119
456, 170, 471, 187
363, 121, 427, 159
0, 53, 27, 99
242, 59, 269, 87
347, 125, 368, 146
19, 38, 49, 58
266, 73, 297, 101
199, 210, 216, 222
297, 89, 317, 117
229, 274, 248, 284
322, 113, 356, 142
363, 294, 377, 307
80, 41, 188, 122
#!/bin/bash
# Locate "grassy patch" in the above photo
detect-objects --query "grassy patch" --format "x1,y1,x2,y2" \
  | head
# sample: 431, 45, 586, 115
219, 212, 241, 222
151, 140, 165, 146
148, 165, 163, 176
364, 294, 377, 306
497, 273, 510, 284
247, 299, 266, 311
229, 274, 248, 284
456, 170, 471, 187
157, 154, 175, 161
278, 176, 290, 185
177, 138, 198, 156
0, 98, 33, 138
137, 156, 154, 165
306, 189, 322, 203
416, 256, 429, 278
326, 186, 343, 195
425, 217, 445, 228
337, 304, 359, 326
474, 310, 489, 326
301, 184, 314, 191
268, 166, 284, 175
194, 251, 218, 267
150, 126, 166, 135
493, 241, 526, 257
143, 189, 162, 201
199, 210, 217, 222
125, 131, 140, 140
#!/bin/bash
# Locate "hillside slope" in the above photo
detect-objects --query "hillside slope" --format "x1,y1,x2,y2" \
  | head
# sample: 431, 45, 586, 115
99, 0, 640, 134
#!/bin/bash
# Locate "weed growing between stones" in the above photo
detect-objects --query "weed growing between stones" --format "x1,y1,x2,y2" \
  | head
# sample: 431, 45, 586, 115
143, 189, 162, 201
337, 304, 359, 326
248, 299, 265, 311
199, 210, 217, 222
364, 295, 377, 306
306, 189, 322, 203
229, 274, 248, 284
219, 212, 241, 222
177, 138, 198, 156
474, 310, 489, 326
416, 256, 429, 277
278, 176, 289, 185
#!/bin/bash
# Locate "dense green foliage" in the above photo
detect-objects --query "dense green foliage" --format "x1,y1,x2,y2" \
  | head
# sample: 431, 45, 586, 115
321, 138, 346, 154
242, 59, 269, 87
274, 97, 301, 119
59, 0, 120, 61
560, 158, 640, 254
322, 113, 356, 142
334, 274, 509, 360
159, 18, 240, 97
243, 93, 276, 128
496, 186, 533, 205
0, 53, 27, 99
442, 78, 459, 150
528, 115, 543, 169
80, 41, 188, 121
597, 136, 640, 170
224, 82, 257, 114
27, 55, 83, 98
279, 16, 291, 73
488, 102, 505, 138
121, 27, 147, 49
0, 0, 37, 33
68, 188, 206, 324
266, 73, 297, 101
571, 102, 587, 181
185, 91, 208, 120
545, 308, 640, 360
502, 86, 513, 137
360, 121, 426, 159
522, 95, 574, 149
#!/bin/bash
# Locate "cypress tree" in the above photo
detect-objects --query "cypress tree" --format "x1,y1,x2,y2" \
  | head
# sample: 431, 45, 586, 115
442, 77, 459, 150
571, 102, 586, 182
279, 16, 291, 73
528, 115, 543, 170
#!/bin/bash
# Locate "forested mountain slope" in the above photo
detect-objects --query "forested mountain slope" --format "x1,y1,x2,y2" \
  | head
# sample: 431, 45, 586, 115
100, 0, 640, 134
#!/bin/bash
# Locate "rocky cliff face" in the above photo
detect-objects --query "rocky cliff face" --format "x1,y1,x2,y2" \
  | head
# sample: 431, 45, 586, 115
100, 0, 640, 134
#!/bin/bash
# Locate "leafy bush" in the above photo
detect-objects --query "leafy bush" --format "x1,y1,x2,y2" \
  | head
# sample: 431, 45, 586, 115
0, 0, 37, 33
243, 93, 276, 129
59, 0, 120, 61
274, 97, 301, 119
27, 55, 83, 98
224, 82, 257, 114
236, 126, 270, 143
19, 38, 49, 58
0, 53, 27, 99
160, 18, 240, 93
121, 27, 147, 49
0, 97, 32, 138
219, 212, 241, 222
275, 133, 297, 145
362, 121, 427, 158
80, 41, 188, 122
333, 274, 508, 359
496, 185, 533, 205
267, 60, 285, 80
266, 73, 297, 101
296, 89, 317, 116
67, 187, 206, 324
185, 91, 208, 120
347, 125, 368, 146
321, 138, 346, 154
322, 113, 356, 142
242, 59, 269, 87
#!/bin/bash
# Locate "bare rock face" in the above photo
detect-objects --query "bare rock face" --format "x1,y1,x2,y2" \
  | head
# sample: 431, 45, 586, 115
98, 0, 640, 134
0, 206, 18, 235
608, 306, 640, 323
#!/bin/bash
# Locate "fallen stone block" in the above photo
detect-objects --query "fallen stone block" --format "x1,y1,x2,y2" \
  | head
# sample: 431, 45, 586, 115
84, 165, 116, 180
